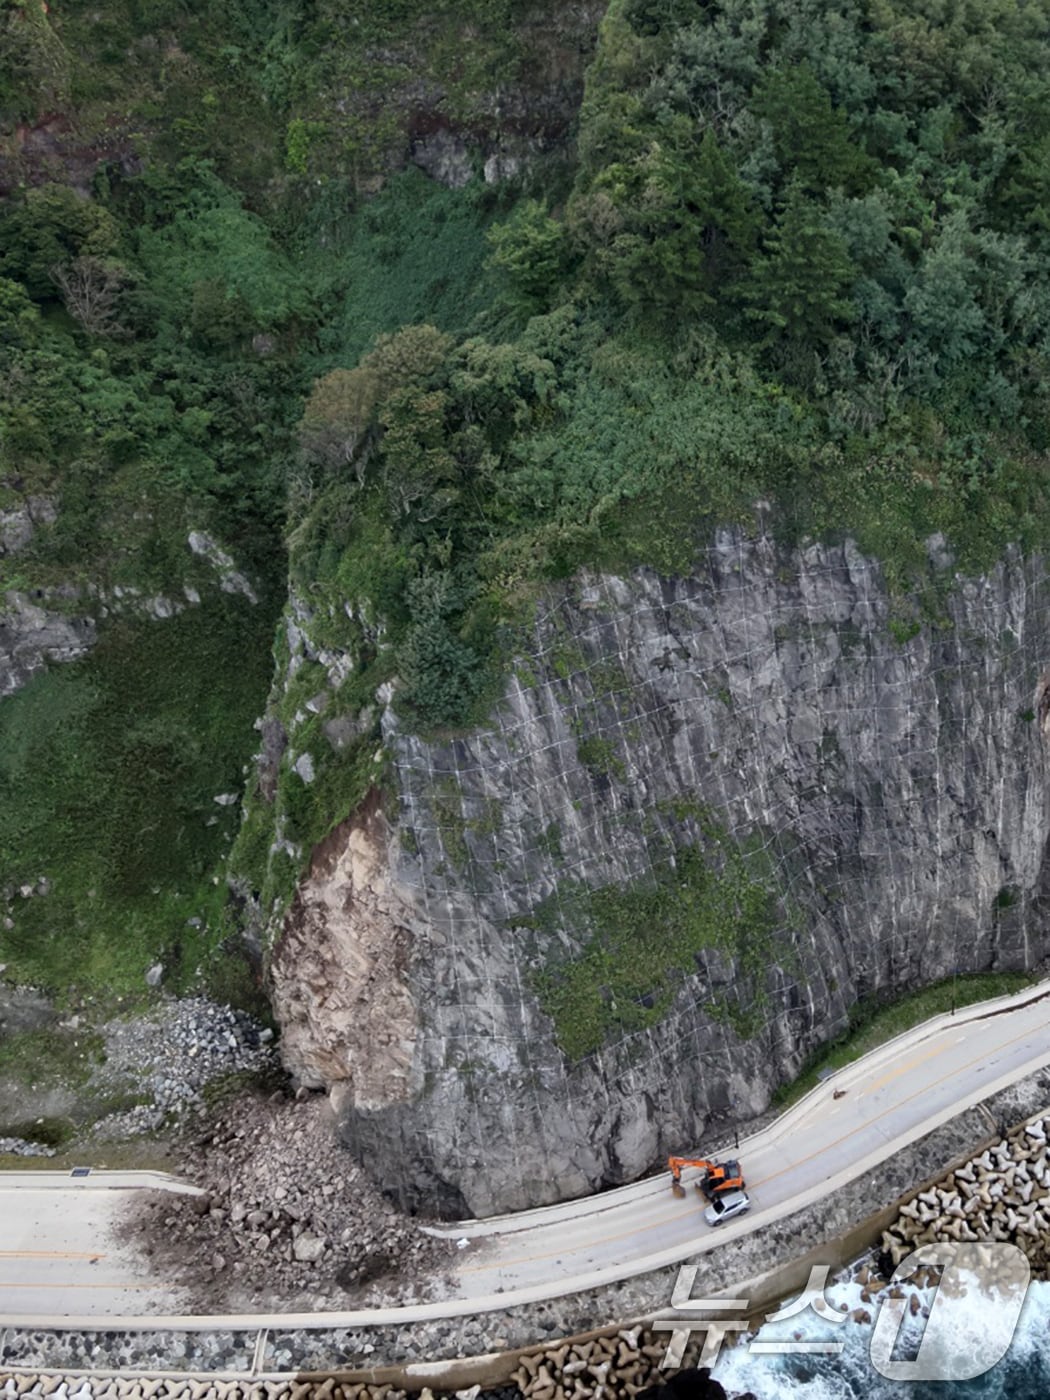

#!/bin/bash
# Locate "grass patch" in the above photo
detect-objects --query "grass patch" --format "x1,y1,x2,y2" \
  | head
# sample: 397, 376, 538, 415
278, 730, 383, 852
0, 1027, 104, 1088
0, 1116, 77, 1148
0, 595, 277, 997
526, 841, 781, 1060
306, 169, 503, 373
775, 970, 1038, 1107
199, 1061, 287, 1113
0, 1135, 176, 1173
229, 734, 385, 925
197, 932, 274, 1024
431, 777, 470, 871
576, 735, 626, 781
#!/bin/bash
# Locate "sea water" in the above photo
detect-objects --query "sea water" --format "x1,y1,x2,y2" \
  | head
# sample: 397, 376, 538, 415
710, 1273, 1050, 1398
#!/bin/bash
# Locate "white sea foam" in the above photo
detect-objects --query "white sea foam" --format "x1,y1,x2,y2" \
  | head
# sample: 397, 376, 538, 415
710, 1274, 1050, 1398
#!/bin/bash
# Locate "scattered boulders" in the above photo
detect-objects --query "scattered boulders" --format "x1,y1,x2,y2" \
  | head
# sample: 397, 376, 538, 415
123, 1091, 456, 1311
0, 1135, 55, 1157
89, 998, 277, 1140
292, 1233, 326, 1263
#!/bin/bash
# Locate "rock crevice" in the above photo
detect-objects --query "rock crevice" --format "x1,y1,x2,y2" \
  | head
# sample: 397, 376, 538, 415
270, 791, 421, 1112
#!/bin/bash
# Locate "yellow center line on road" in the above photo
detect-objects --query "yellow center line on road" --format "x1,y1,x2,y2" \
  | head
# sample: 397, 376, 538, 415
458, 1009, 1049, 1276
0, 1250, 104, 1261
0, 1280, 163, 1290
862, 1038, 962, 1096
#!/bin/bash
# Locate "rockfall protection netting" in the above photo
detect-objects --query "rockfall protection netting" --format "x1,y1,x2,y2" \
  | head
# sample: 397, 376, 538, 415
344, 528, 1050, 1214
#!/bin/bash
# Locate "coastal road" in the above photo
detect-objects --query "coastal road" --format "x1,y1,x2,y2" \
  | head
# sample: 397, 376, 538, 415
2, 981, 1050, 1327
0, 1170, 190, 1319
438, 981, 1050, 1299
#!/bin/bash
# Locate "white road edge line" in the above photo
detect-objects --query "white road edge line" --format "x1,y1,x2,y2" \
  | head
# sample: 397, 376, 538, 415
3, 977, 1050, 1331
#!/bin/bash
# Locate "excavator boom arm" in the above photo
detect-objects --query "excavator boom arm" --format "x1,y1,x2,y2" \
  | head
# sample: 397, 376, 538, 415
668, 1155, 715, 1182
668, 1155, 745, 1196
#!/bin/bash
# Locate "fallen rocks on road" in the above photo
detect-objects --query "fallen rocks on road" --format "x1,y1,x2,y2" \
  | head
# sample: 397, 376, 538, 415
123, 1090, 455, 1311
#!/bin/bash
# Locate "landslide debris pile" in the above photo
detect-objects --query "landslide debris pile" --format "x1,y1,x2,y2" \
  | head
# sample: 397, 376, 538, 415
128, 1091, 455, 1309
880, 1113, 1050, 1275
93, 998, 277, 1139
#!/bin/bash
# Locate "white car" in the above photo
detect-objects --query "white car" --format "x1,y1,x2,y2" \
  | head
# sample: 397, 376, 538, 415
704, 1189, 751, 1226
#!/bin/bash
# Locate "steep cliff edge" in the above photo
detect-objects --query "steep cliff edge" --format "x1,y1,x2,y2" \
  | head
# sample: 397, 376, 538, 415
264, 528, 1050, 1217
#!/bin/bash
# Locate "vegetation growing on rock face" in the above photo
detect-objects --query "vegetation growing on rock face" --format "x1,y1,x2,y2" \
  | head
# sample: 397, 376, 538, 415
523, 828, 783, 1060
4, 0, 1050, 1013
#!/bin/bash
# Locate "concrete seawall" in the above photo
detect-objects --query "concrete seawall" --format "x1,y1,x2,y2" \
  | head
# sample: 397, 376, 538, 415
5, 1064, 1050, 1391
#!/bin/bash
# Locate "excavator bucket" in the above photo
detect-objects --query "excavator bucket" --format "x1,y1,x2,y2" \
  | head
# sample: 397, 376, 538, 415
672, 1179, 686, 1198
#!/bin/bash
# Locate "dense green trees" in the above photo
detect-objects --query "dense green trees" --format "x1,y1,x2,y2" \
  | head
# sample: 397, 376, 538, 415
299, 367, 382, 477
0, 166, 305, 572
286, 0, 1050, 731
571, 124, 761, 326
0, 186, 121, 300
292, 324, 562, 727
0, 277, 39, 349
0, 0, 70, 121
486, 201, 574, 316
752, 65, 878, 198
558, 0, 1050, 421
5, 0, 1050, 750
743, 182, 855, 349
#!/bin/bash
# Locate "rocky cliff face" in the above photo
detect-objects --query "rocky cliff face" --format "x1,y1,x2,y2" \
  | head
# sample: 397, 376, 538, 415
402, 0, 606, 189
0, 590, 96, 698
0, 495, 97, 695
268, 527, 1050, 1218
0, 527, 259, 699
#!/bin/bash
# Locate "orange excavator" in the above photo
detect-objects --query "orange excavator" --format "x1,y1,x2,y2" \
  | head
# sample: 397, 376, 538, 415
668, 1155, 746, 1201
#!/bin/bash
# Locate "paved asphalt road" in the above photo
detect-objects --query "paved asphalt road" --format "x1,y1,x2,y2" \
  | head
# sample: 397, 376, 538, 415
2, 982, 1050, 1327
441, 982, 1050, 1298
0, 1171, 190, 1319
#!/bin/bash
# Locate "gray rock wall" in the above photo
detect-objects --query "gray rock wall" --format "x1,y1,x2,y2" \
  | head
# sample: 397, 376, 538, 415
0, 591, 96, 697
270, 529, 1050, 1217
0, 528, 259, 698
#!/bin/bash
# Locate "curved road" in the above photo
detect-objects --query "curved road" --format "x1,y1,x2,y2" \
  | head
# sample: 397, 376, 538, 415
3, 980, 1050, 1327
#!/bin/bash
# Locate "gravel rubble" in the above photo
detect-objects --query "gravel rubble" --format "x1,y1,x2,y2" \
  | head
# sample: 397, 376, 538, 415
0, 1332, 256, 1375
122, 1091, 456, 1313
90, 999, 277, 1140
0, 1137, 55, 1157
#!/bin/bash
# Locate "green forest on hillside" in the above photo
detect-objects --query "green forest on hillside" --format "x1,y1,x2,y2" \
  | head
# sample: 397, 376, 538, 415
289, 0, 1050, 733
3, 0, 1050, 994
